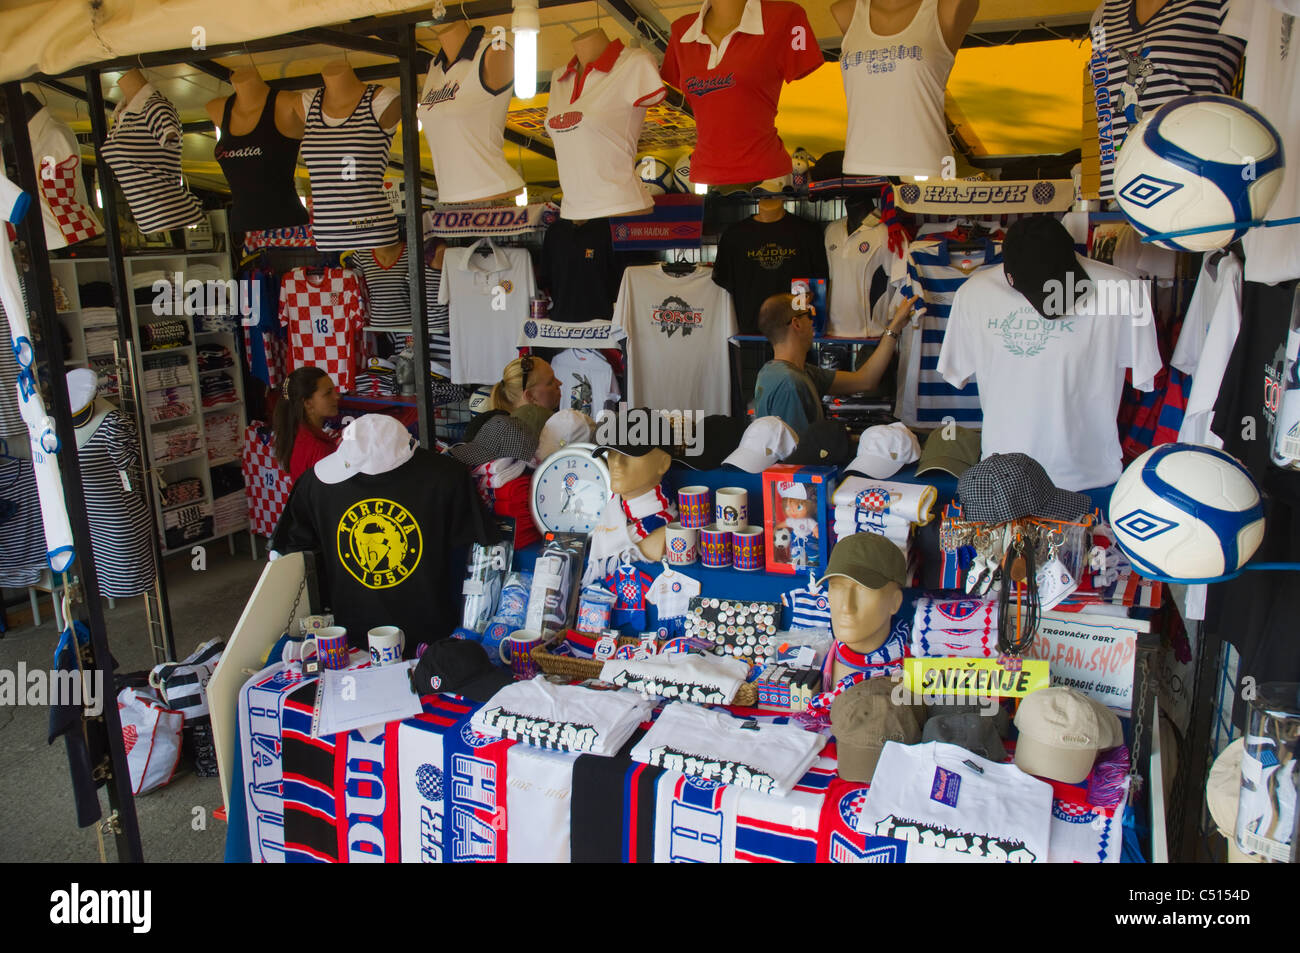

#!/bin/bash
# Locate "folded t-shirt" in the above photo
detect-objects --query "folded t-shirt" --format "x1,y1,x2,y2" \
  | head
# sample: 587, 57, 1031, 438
600, 653, 750, 705
472, 676, 654, 756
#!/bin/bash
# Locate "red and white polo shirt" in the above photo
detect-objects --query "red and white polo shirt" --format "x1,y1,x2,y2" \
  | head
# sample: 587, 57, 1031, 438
661, 0, 824, 186
546, 40, 667, 220
278, 267, 366, 394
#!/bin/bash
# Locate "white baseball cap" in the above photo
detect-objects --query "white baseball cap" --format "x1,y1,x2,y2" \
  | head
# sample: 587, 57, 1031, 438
537, 409, 595, 463
845, 423, 921, 479
1013, 687, 1123, 784
315, 415, 416, 485
779, 482, 809, 500
722, 416, 798, 473
66, 368, 99, 416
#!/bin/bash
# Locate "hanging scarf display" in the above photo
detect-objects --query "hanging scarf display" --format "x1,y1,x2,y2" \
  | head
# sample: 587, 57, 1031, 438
583, 485, 677, 586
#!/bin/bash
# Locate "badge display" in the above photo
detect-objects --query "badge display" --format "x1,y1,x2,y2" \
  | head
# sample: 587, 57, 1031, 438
684, 596, 780, 666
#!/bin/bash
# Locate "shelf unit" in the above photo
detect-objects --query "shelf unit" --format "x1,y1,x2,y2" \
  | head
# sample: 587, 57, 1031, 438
51, 248, 250, 556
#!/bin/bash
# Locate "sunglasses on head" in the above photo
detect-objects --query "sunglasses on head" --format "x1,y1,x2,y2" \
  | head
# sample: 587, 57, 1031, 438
520, 354, 534, 390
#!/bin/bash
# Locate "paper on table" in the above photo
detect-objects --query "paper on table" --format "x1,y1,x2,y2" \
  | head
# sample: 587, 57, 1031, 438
311, 662, 423, 738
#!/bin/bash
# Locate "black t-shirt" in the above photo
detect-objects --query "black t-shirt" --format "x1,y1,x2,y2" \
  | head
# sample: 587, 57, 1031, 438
540, 218, 625, 322
272, 448, 490, 650
712, 213, 829, 334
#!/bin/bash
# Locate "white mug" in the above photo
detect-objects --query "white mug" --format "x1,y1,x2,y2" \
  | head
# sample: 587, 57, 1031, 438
665, 522, 698, 565
367, 626, 405, 666
716, 487, 748, 531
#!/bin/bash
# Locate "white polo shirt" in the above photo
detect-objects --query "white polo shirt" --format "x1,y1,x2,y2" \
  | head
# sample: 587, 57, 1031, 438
546, 40, 666, 220
438, 238, 536, 384
824, 214, 896, 337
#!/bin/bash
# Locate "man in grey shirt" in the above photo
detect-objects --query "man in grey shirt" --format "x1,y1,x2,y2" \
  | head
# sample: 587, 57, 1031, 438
753, 292, 915, 437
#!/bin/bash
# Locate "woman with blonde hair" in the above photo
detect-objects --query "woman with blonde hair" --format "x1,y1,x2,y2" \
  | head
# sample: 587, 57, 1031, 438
490, 354, 562, 413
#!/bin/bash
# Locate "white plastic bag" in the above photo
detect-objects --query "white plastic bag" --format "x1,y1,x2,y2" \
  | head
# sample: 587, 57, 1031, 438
117, 688, 184, 795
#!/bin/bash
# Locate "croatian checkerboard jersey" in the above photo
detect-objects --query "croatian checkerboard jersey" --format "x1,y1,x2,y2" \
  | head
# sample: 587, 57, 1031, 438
278, 267, 366, 394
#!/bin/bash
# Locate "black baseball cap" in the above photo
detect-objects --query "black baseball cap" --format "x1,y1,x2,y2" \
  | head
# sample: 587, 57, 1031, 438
593, 407, 683, 458
411, 639, 513, 703
1002, 216, 1091, 320
786, 419, 853, 467
673, 414, 749, 470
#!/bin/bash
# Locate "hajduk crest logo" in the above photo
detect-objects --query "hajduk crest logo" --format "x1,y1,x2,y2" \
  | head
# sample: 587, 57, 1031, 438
651, 295, 704, 338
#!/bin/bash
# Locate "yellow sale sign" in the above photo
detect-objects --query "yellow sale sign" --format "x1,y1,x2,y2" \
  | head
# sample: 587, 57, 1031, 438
902, 657, 1051, 699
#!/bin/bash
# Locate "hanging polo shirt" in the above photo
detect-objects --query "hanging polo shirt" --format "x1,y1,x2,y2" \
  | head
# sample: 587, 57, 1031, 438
438, 238, 536, 385
824, 214, 894, 337
28, 106, 102, 249
661, 0, 825, 186
547, 41, 666, 220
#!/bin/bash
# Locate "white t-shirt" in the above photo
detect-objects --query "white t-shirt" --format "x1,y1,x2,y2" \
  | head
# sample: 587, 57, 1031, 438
546, 42, 667, 220
824, 215, 896, 337
28, 107, 102, 250
471, 676, 655, 757
551, 348, 620, 418
612, 264, 737, 416
858, 741, 1053, 863
1221, 0, 1300, 284
937, 258, 1162, 490
1173, 251, 1243, 447
438, 238, 536, 385
645, 568, 701, 619
600, 653, 748, 705
631, 701, 827, 797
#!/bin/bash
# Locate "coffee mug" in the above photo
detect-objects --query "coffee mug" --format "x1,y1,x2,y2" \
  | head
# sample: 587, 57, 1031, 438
700, 523, 732, 568
677, 486, 712, 529
312, 626, 350, 671
716, 487, 748, 531
367, 626, 405, 666
665, 522, 698, 565
732, 527, 764, 571
499, 629, 545, 680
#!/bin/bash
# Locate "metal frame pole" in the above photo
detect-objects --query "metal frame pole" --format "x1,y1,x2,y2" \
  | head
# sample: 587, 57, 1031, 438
399, 24, 433, 447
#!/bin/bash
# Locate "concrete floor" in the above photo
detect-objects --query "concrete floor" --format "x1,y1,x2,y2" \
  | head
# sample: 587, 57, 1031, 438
0, 540, 266, 863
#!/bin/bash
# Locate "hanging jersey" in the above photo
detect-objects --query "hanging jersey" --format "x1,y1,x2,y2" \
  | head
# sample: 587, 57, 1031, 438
782, 585, 833, 631
417, 25, 524, 204
1090, 0, 1243, 198
438, 238, 535, 385
840, 0, 955, 177
214, 92, 308, 233
349, 243, 446, 331
240, 269, 287, 389
546, 42, 666, 220
278, 267, 366, 393
78, 410, 156, 598
824, 215, 895, 337
612, 264, 737, 416
301, 85, 398, 250
602, 565, 654, 629
646, 570, 701, 621
102, 84, 205, 233
551, 348, 619, 417
28, 107, 102, 249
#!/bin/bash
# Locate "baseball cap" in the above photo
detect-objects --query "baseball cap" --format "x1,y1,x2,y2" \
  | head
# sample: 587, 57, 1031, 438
751, 174, 795, 197
922, 712, 1007, 762
66, 368, 99, 416
315, 415, 416, 484
831, 676, 924, 783
411, 639, 514, 703
957, 452, 1091, 523
449, 414, 538, 469
593, 407, 682, 458
673, 414, 749, 470
820, 531, 908, 590
786, 419, 853, 467
845, 422, 920, 479
721, 416, 798, 473
778, 482, 809, 501
1013, 686, 1123, 783
463, 408, 508, 443
536, 409, 595, 462
1002, 216, 1091, 320
915, 426, 981, 478
511, 404, 553, 440
922, 700, 1010, 738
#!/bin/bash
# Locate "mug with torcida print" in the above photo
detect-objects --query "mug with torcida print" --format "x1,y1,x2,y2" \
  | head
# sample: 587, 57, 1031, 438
678, 486, 712, 528
700, 524, 732, 568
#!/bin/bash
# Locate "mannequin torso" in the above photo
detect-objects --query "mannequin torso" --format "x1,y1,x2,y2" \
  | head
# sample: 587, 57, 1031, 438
116, 68, 148, 107
295, 62, 402, 128
703, 0, 747, 46
205, 68, 304, 140
572, 27, 612, 69
830, 0, 979, 54
1134, 0, 1171, 27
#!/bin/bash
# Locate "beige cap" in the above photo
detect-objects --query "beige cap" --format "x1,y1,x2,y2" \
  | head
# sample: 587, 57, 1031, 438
1013, 687, 1123, 783
831, 676, 923, 783
1206, 738, 1245, 835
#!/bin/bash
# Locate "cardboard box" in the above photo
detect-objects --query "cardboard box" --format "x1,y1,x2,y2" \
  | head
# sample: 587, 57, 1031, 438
762, 465, 835, 576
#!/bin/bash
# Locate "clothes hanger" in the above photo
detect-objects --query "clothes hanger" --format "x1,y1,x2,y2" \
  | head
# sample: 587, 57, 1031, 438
660, 253, 694, 276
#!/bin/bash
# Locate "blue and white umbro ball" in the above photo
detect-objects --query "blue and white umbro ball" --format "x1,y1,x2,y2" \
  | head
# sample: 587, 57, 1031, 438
468, 384, 493, 415
1113, 94, 1285, 252
637, 155, 676, 195
1108, 444, 1266, 581
673, 151, 696, 193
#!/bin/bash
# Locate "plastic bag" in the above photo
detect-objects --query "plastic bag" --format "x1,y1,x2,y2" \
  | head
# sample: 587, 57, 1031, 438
117, 687, 184, 795
461, 539, 513, 633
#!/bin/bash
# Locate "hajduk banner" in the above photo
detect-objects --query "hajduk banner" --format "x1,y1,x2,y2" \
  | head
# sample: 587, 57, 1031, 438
892, 179, 1075, 215
610, 195, 704, 251
423, 202, 559, 239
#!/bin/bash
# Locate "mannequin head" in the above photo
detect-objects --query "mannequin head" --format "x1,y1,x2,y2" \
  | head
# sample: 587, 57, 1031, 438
491, 355, 561, 412
827, 576, 902, 653
606, 448, 671, 499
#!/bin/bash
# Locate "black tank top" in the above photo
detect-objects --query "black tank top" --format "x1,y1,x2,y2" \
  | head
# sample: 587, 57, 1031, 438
214, 91, 308, 233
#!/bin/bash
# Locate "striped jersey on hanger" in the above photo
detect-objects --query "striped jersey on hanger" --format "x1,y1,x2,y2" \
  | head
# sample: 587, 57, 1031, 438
78, 411, 157, 599
300, 85, 399, 251
101, 84, 205, 233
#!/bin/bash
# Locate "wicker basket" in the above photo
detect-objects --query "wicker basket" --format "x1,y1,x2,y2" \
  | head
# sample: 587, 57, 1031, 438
530, 631, 759, 707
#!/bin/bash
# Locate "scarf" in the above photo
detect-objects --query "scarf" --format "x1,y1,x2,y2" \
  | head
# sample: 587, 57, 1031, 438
583, 485, 677, 587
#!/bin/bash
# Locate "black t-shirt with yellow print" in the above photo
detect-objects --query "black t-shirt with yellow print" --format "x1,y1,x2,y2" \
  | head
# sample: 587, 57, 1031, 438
274, 448, 491, 651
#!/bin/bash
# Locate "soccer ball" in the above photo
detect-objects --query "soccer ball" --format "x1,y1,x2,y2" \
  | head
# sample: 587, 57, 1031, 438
1113, 94, 1285, 252
637, 155, 676, 195
673, 152, 697, 193
1107, 444, 1266, 581
468, 385, 493, 415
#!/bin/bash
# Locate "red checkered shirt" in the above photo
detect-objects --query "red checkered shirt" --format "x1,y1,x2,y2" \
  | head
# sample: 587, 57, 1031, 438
278, 267, 366, 394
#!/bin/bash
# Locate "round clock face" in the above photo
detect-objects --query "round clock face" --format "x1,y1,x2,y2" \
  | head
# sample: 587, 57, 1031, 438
531, 443, 611, 535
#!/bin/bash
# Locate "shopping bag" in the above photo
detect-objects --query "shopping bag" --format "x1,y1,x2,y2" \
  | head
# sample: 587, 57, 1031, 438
116, 688, 184, 795
148, 637, 224, 720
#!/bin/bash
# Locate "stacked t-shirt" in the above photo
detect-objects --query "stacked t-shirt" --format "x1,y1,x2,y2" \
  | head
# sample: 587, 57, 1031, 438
600, 653, 750, 705
712, 212, 829, 334
471, 677, 656, 756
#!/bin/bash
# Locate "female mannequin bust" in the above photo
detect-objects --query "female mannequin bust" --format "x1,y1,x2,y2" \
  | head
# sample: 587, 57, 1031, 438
293, 60, 403, 128
116, 68, 147, 105
205, 67, 304, 140
830, 0, 979, 54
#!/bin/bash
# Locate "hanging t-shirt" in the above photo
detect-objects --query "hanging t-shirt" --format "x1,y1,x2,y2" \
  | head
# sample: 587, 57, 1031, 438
438, 238, 536, 385
840, 0, 956, 178
540, 218, 624, 322
661, 0, 825, 185
612, 264, 737, 415
1220, 0, 1300, 284
102, 83, 205, 233
646, 569, 701, 621
271, 447, 489, 647
1174, 251, 1243, 447
547, 41, 666, 220
28, 106, 102, 249
551, 348, 619, 418
348, 243, 445, 331
300, 84, 399, 250
937, 257, 1162, 491
213, 92, 308, 233
603, 565, 654, 629
891, 238, 1002, 428
1089, 0, 1243, 199
77, 409, 157, 599
782, 584, 833, 631
278, 267, 366, 394
857, 741, 1053, 863
824, 214, 895, 337
417, 25, 525, 204
712, 212, 829, 335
